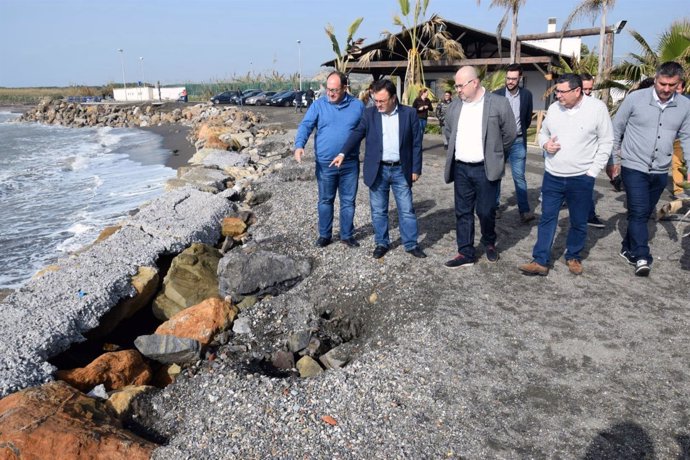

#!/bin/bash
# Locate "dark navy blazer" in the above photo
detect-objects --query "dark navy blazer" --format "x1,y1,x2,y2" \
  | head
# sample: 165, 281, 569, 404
493, 86, 533, 147
341, 104, 422, 188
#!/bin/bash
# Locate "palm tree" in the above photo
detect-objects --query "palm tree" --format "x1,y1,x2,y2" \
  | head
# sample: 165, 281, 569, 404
560, 0, 617, 88
614, 19, 690, 87
324, 18, 366, 74
359, 0, 464, 104
477, 0, 526, 63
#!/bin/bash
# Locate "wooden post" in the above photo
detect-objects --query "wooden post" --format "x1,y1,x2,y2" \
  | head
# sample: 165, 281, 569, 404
602, 32, 614, 105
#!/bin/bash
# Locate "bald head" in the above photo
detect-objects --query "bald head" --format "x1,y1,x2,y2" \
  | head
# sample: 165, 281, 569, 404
454, 66, 482, 102
456, 66, 478, 81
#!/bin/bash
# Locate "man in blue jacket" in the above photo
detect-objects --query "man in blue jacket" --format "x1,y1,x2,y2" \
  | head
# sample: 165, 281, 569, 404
493, 63, 534, 223
335, 79, 426, 259
294, 71, 365, 248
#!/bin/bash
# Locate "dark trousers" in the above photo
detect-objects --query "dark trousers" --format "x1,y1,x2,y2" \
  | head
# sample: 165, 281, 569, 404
453, 161, 499, 259
621, 166, 666, 262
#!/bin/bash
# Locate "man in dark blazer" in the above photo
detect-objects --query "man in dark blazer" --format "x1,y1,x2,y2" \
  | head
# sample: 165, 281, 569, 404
493, 63, 534, 222
443, 66, 517, 268
335, 79, 426, 259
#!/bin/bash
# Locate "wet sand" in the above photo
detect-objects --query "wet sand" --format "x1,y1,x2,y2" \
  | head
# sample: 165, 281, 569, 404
141, 124, 195, 170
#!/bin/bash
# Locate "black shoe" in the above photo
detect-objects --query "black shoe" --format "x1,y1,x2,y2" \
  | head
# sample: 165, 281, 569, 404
341, 238, 360, 248
444, 253, 475, 268
315, 237, 332, 248
406, 246, 427, 258
635, 259, 651, 277
619, 249, 635, 265
372, 245, 389, 259
587, 215, 605, 228
485, 244, 499, 262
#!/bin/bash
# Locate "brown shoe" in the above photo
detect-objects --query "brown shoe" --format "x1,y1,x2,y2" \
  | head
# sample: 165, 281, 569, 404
519, 260, 549, 276
566, 259, 583, 275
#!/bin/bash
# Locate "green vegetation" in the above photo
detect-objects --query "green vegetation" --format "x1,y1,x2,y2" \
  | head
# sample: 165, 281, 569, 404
0, 85, 114, 104
325, 17, 365, 73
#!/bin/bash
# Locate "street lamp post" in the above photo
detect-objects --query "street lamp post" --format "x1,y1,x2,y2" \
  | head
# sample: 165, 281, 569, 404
297, 40, 302, 91
117, 48, 127, 101
139, 57, 145, 101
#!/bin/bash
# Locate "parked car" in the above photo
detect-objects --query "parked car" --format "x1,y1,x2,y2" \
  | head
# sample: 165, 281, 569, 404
210, 91, 241, 104
231, 89, 262, 105
268, 90, 297, 107
245, 91, 277, 106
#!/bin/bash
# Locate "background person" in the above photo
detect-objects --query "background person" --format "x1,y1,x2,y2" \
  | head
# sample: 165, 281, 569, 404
435, 91, 453, 148
580, 72, 606, 228
412, 88, 433, 141
294, 71, 365, 249
493, 63, 534, 223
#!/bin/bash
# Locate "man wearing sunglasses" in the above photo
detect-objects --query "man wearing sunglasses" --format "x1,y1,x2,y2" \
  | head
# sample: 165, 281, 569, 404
294, 71, 365, 249
443, 66, 517, 268
519, 73, 613, 276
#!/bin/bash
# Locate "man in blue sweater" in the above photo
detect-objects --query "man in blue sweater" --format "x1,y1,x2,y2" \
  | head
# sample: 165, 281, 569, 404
611, 61, 690, 276
294, 71, 365, 248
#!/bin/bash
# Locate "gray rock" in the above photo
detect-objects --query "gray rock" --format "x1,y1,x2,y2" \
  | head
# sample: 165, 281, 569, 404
319, 342, 356, 369
134, 334, 201, 364
170, 167, 230, 193
271, 350, 295, 370
287, 330, 311, 353
217, 250, 311, 302
232, 317, 251, 335
199, 151, 250, 170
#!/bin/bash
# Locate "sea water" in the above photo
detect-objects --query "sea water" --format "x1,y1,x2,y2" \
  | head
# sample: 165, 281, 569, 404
0, 111, 177, 289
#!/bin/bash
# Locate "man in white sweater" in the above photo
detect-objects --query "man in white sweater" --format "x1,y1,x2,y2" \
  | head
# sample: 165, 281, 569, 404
519, 73, 613, 276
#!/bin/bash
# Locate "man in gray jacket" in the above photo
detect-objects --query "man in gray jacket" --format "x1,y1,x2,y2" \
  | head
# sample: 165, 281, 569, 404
611, 61, 690, 276
443, 66, 516, 267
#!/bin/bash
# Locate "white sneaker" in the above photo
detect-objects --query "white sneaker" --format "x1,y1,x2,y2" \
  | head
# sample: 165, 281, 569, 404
635, 259, 651, 277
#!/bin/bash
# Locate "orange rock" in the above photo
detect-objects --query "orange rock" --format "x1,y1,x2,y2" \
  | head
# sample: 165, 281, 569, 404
155, 297, 238, 346
0, 381, 156, 459
321, 415, 338, 426
95, 225, 121, 243
221, 216, 247, 237
55, 349, 152, 392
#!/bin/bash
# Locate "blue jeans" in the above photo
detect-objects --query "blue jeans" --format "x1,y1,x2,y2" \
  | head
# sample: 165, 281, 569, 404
496, 137, 529, 213
454, 161, 499, 259
620, 166, 666, 262
532, 172, 594, 265
418, 118, 427, 139
315, 160, 359, 240
369, 165, 419, 250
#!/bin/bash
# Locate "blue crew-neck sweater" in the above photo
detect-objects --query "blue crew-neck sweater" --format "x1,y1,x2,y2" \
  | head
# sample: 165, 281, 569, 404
294, 93, 364, 163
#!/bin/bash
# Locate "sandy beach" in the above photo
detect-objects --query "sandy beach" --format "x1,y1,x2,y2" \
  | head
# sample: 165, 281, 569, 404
141, 124, 194, 169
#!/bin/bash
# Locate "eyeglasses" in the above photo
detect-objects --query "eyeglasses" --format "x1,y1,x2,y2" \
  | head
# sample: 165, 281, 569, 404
454, 78, 476, 90
374, 97, 391, 105
554, 87, 578, 95
326, 87, 342, 94
506, 77, 519, 81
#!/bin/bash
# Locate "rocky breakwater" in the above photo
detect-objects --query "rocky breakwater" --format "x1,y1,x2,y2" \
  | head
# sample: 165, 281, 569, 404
0, 101, 310, 457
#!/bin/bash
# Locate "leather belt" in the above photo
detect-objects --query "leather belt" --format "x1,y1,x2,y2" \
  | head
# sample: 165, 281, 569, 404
455, 160, 484, 166
380, 161, 401, 166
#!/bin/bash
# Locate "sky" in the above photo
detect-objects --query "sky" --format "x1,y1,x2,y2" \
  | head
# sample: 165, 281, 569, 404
0, 0, 686, 87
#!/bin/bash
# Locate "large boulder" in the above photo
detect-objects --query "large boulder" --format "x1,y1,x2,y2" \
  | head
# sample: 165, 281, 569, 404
153, 243, 222, 320
0, 381, 156, 459
166, 167, 231, 193
55, 349, 152, 392
155, 297, 238, 347
134, 334, 201, 364
218, 250, 311, 302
